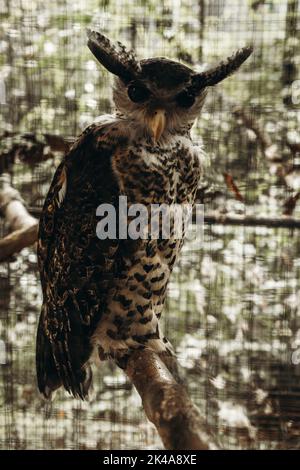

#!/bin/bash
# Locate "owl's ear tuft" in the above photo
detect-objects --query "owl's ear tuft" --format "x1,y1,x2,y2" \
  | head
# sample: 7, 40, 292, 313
87, 29, 140, 83
191, 45, 253, 91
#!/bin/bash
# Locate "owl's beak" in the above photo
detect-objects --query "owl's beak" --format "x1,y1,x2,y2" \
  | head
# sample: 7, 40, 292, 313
147, 110, 166, 141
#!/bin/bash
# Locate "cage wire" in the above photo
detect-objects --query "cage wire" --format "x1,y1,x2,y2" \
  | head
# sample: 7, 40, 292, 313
0, 0, 300, 450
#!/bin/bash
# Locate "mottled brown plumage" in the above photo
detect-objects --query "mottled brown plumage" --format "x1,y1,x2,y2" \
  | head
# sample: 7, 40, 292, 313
36, 31, 252, 399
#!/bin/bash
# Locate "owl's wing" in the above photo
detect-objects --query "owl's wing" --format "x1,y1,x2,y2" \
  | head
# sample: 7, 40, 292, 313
36, 123, 125, 399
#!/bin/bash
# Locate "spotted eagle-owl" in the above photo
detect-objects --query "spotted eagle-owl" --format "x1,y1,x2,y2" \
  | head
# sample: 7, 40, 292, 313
36, 30, 252, 399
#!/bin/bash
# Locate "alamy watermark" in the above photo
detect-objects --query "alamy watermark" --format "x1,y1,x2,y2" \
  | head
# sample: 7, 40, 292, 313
96, 196, 204, 242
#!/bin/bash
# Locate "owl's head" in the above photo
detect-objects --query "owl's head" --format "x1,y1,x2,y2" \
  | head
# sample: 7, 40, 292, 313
87, 30, 252, 141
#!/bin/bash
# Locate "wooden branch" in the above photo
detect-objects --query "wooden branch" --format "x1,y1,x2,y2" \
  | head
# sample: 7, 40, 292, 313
125, 349, 216, 450
0, 174, 38, 261
0, 224, 38, 261
203, 210, 300, 229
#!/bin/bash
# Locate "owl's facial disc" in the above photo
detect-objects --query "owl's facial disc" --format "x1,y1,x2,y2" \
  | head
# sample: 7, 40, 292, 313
120, 77, 203, 141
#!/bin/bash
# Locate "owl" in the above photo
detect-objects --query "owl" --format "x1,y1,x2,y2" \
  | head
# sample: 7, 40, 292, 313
36, 30, 252, 399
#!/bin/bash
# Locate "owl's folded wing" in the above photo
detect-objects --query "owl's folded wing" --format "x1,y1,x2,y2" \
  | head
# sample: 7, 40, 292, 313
36, 123, 126, 399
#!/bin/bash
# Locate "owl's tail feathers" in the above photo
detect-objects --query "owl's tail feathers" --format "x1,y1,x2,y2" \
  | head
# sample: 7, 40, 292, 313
36, 318, 62, 400
36, 313, 93, 401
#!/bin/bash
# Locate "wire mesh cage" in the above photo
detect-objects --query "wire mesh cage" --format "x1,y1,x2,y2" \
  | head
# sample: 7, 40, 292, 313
0, 0, 300, 450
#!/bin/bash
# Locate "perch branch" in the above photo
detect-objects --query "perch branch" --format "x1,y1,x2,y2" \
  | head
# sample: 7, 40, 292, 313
0, 174, 38, 261
125, 349, 216, 450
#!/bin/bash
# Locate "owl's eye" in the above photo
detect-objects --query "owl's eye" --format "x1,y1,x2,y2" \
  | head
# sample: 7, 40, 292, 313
176, 90, 195, 108
127, 83, 151, 103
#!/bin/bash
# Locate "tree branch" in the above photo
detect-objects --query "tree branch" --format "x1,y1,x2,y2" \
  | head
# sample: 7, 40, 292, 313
124, 349, 217, 450
0, 174, 38, 261
204, 210, 300, 229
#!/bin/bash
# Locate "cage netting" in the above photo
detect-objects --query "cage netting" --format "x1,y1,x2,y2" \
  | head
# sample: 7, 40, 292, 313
0, 0, 300, 450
